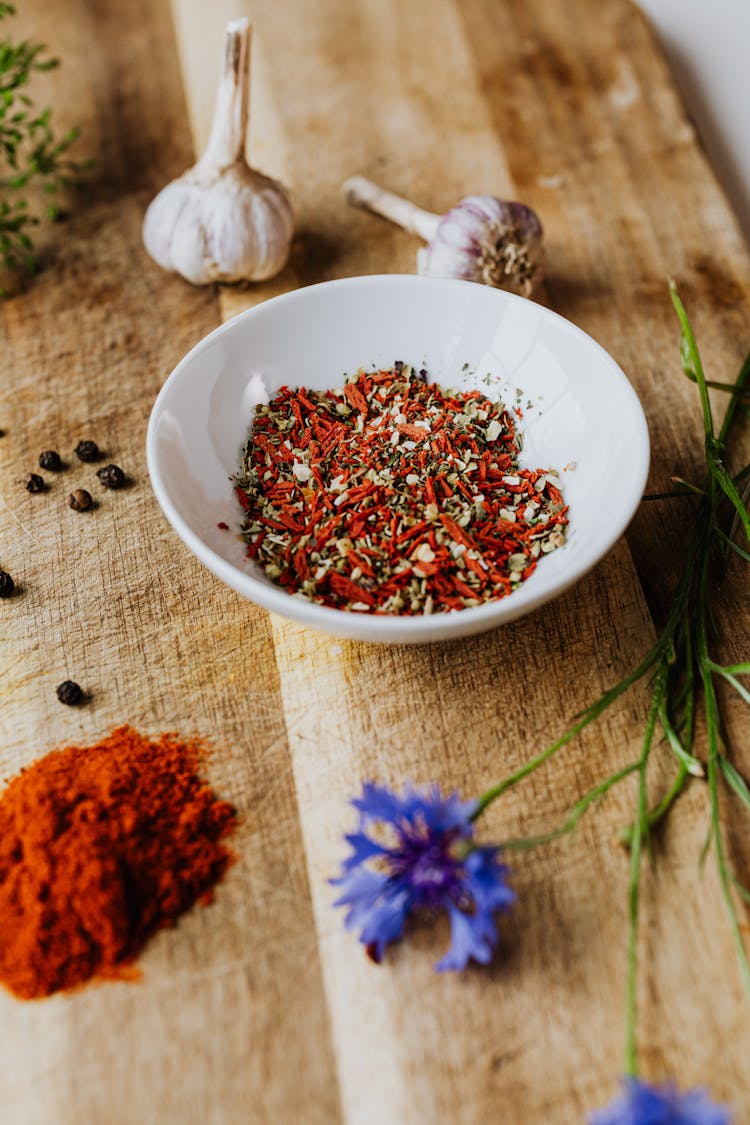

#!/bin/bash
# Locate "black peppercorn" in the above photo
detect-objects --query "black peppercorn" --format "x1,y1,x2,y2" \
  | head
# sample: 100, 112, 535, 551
69, 488, 93, 511
56, 680, 83, 705
39, 450, 62, 471
96, 463, 126, 490
75, 440, 101, 463
0, 570, 14, 598
25, 473, 45, 493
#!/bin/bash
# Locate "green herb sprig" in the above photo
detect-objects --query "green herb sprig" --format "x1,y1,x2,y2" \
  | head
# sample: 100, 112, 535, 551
0, 3, 86, 289
471, 283, 750, 1077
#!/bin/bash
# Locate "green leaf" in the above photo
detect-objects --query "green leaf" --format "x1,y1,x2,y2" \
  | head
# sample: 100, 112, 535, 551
719, 352, 750, 446
731, 873, 750, 906
717, 529, 750, 563
715, 465, 750, 543
722, 672, 750, 706
670, 281, 716, 442
659, 700, 705, 777
720, 757, 750, 811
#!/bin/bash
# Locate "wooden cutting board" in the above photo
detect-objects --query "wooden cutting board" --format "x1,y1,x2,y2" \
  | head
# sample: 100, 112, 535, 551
1, 0, 749, 1120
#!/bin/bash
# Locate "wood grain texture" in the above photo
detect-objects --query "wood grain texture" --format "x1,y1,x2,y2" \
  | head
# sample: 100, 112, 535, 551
1, 0, 749, 1121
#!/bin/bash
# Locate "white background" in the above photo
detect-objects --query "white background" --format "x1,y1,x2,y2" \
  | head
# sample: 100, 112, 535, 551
636, 0, 750, 245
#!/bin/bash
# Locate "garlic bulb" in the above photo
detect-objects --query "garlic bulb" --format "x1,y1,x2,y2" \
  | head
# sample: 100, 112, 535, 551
143, 19, 293, 286
343, 177, 543, 298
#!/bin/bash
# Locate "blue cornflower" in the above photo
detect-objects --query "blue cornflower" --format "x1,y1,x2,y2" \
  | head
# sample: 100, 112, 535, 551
590, 1078, 731, 1125
331, 781, 515, 970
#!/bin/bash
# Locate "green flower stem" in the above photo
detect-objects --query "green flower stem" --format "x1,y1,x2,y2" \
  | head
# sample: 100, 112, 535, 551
719, 756, 750, 811
717, 529, 750, 563
678, 284, 750, 998
730, 873, 750, 906
497, 762, 639, 852
670, 476, 706, 497
468, 286, 748, 1088
625, 676, 663, 1077
700, 635, 750, 997
707, 662, 750, 705
669, 282, 716, 446
719, 351, 750, 446
714, 467, 750, 541
472, 529, 696, 823
657, 698, 705, 777
470, 656, 659, 821
620, 764, 690, 847
701, 379, 750, 395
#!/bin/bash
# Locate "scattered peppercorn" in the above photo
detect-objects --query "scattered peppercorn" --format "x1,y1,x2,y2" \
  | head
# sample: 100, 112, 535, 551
0, 571, 15, 598
38, 450, 62, 471
25, 473, 45, 493
56, 680, 84, 706
68, 488, 93, 511
75, 440, 101, 463
96, 464, 126, 490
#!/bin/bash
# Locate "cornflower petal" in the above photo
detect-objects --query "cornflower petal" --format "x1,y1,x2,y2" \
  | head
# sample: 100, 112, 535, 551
340, 831, 388, 872
331, 867, 390, 929
332, 864, 414, 960
352, 782, 409, 824
590, 1077, 731, 1125
464, 848, 517, 913
435, 906, 495, 972
408, 786, 479, 834
332, 782, 514, 969
357, 888, 412, 961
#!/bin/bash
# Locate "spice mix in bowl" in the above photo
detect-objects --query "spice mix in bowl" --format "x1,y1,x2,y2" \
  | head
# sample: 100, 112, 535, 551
233, 362, 568, 615
147, 275, 649, 643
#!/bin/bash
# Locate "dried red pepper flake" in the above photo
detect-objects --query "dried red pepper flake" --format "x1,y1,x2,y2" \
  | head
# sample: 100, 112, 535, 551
344, 383, 369, 414
233, 364, 569, 615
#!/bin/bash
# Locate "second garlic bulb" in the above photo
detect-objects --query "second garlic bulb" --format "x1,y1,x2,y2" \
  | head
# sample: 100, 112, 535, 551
417, 196, 543, 297
343, 177, 543, 298
143, 19, 293, 286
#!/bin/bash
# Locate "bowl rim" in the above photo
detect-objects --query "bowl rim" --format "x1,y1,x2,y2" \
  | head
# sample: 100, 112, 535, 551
146, 274, 650, 641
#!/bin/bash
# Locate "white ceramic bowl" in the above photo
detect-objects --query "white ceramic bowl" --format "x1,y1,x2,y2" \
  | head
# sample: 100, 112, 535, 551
147, 275, 649, 644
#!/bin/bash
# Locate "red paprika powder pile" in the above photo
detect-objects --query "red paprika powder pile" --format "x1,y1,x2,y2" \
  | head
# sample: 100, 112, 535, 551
0, 726, 236, 1000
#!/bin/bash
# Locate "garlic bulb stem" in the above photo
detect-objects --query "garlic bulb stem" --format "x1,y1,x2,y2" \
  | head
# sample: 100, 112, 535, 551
197, 18, 251, 173
343, 176, 440, 242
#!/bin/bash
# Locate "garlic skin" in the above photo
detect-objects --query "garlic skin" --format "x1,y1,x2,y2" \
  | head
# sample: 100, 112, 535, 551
417, 196, 543, 298
143, 20, 293, 286
343, 177, 543, 298
144, 165, 293, 286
